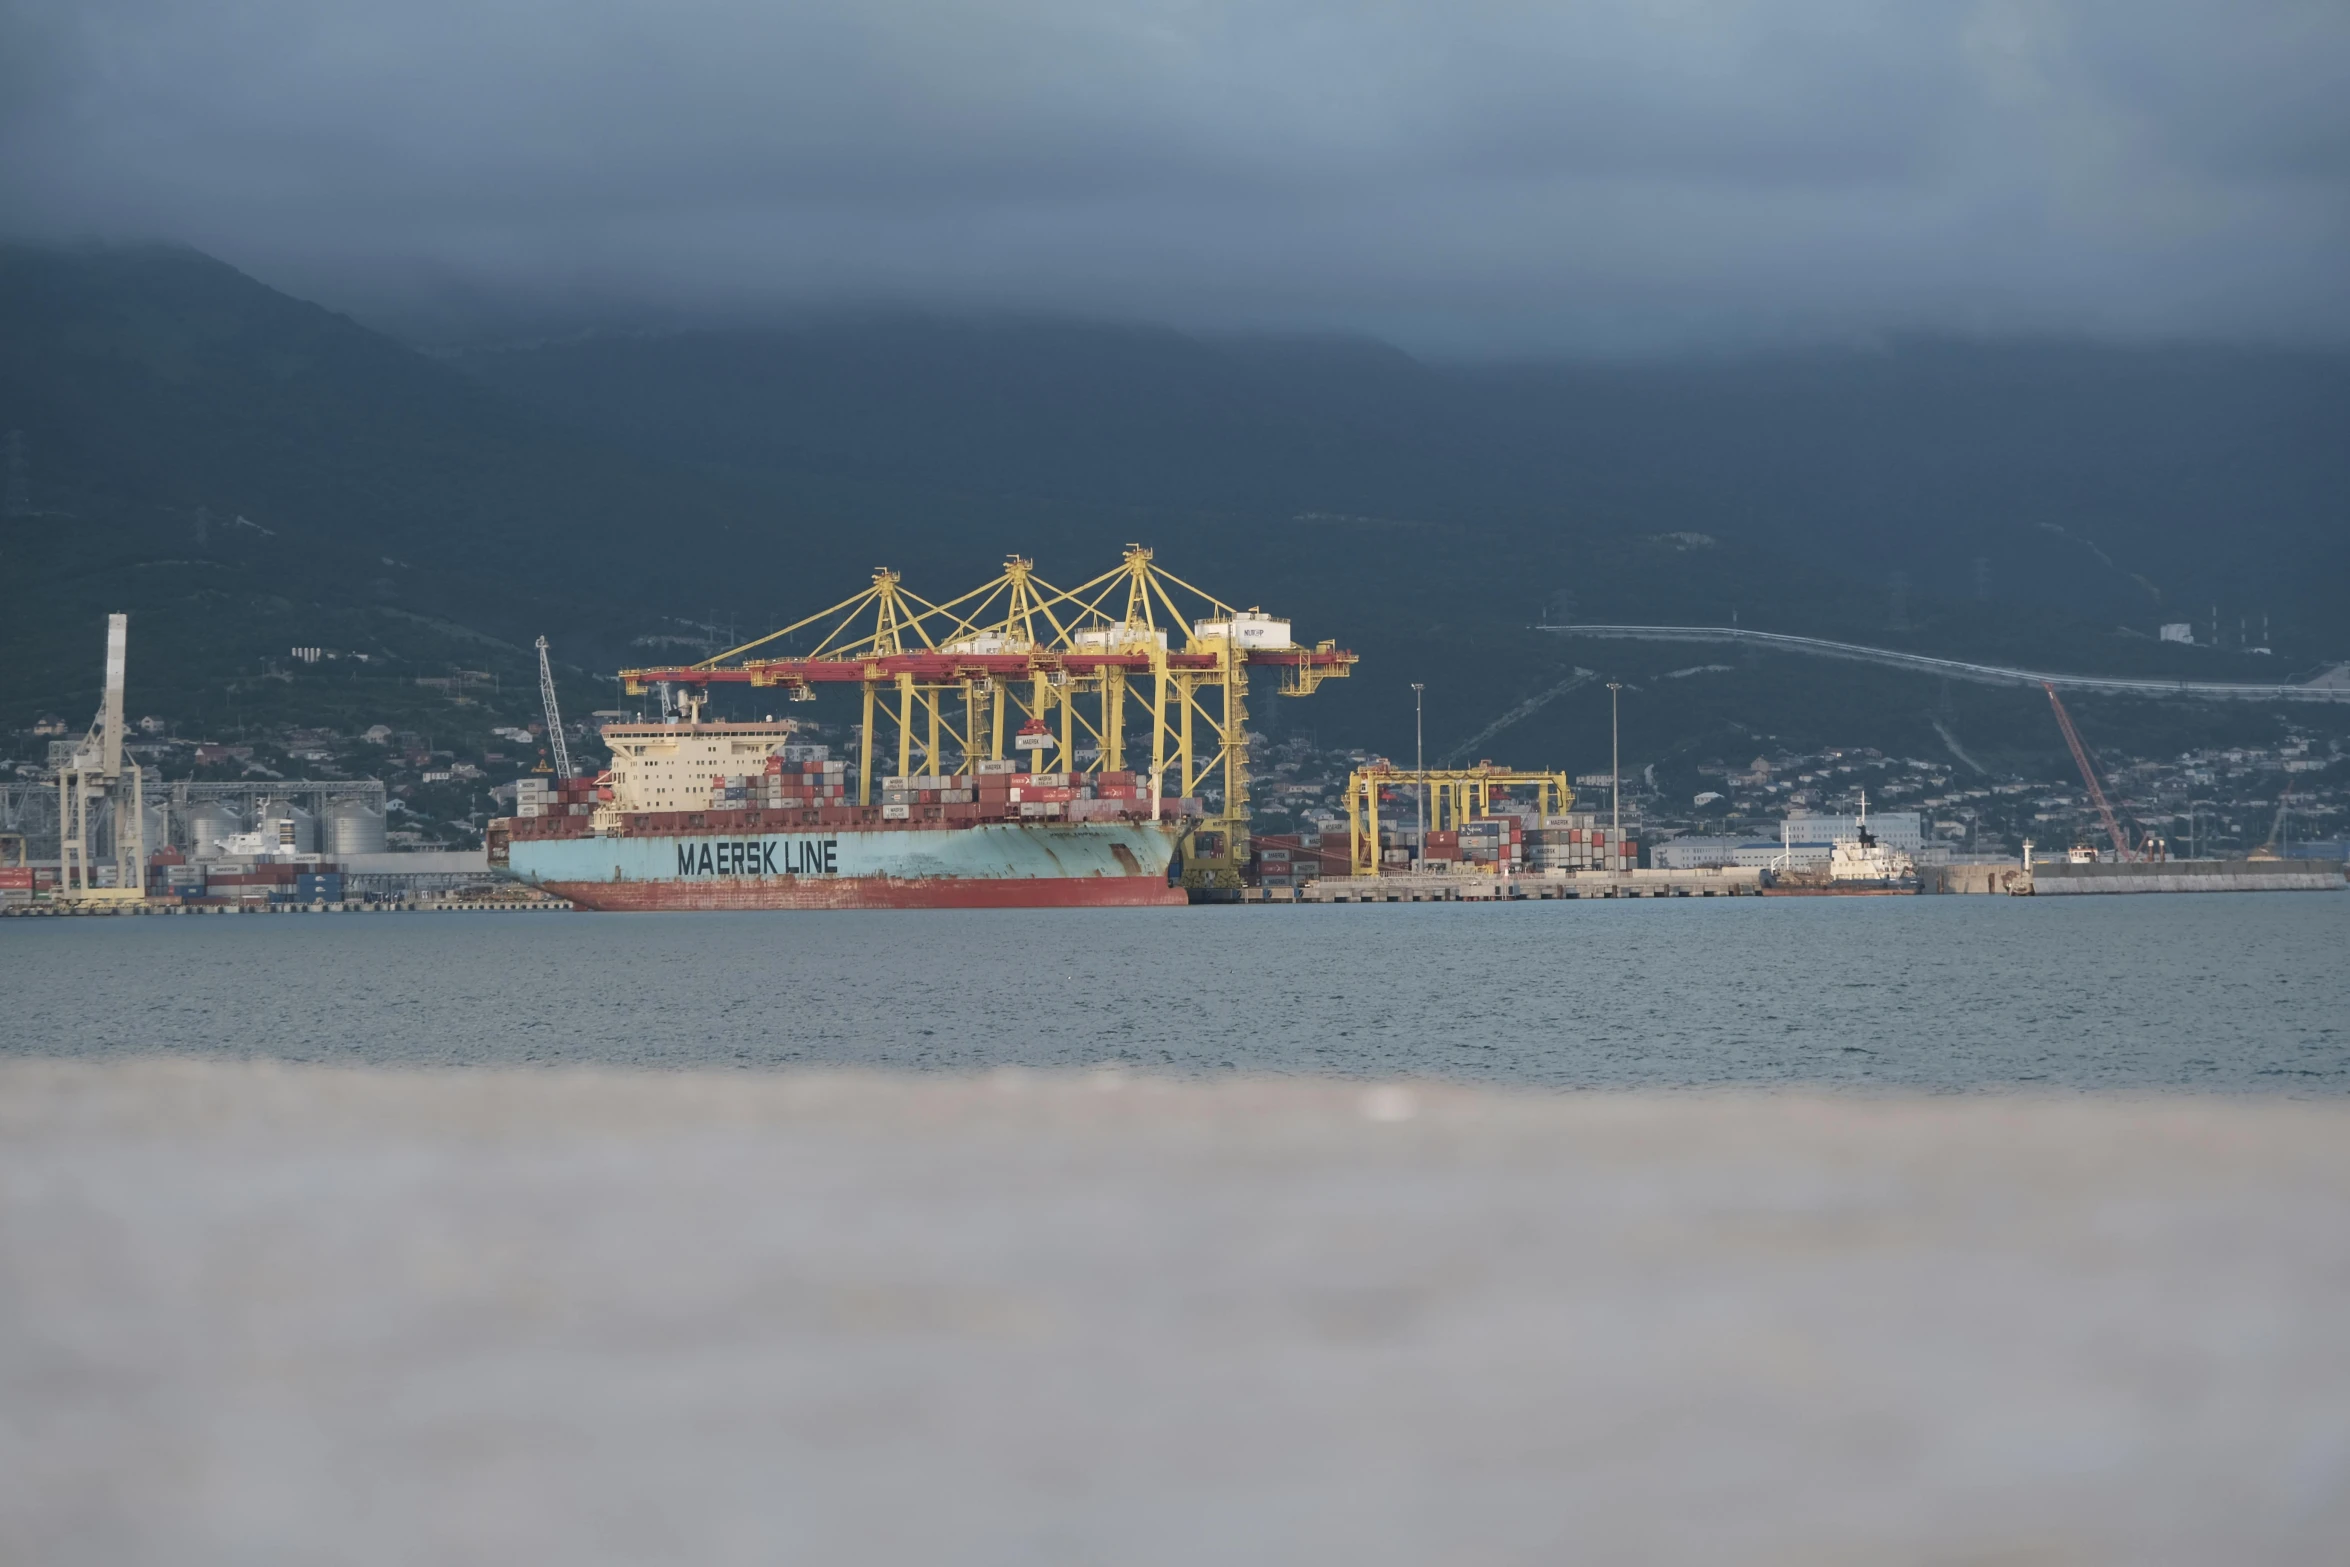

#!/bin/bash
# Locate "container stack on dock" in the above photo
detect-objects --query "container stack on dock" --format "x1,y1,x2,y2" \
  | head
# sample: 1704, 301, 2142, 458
1248, 834, 1356, 888
1456, 817, 1525, 872
1246, 812, 1638, 886
1523, 816, 1637, 874
146, 858, 348, 908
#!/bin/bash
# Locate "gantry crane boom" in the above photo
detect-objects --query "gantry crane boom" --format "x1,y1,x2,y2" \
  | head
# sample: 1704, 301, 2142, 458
2042, 682, 2130, 861
536, 636, 574, 780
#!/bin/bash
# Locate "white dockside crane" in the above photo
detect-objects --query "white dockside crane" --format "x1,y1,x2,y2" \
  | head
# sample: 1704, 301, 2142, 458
535, 636, 574, 780
58, 613, 147, 901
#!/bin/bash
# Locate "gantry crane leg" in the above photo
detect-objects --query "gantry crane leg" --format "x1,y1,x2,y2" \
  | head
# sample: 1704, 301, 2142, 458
860, 681, 877, 804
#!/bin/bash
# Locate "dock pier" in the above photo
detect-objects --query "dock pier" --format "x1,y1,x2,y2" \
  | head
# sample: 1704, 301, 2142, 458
1278, 868, 1763, 903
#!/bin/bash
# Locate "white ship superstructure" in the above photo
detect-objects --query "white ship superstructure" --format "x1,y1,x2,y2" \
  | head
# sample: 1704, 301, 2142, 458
1827, 792, 1918, 887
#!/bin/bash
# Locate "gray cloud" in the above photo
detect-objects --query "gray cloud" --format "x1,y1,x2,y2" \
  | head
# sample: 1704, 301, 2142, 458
3, 0, 2346, 352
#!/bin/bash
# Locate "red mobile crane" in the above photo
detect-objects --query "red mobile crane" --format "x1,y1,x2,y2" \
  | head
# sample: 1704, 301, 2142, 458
2042, 682, 2133, 861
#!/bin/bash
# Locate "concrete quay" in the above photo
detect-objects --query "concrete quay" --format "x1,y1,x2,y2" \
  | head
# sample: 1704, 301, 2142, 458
1296, 867, 1762, 902
2030, 858, 2344, 895
1921, 858, 2347, 895
1, 897, 574, 917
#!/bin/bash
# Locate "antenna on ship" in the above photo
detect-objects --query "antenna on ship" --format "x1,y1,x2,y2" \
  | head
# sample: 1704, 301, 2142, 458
535, 636, 574, 780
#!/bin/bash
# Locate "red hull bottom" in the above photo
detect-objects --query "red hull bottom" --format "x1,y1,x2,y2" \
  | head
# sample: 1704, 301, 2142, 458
542, 876, 1190, 911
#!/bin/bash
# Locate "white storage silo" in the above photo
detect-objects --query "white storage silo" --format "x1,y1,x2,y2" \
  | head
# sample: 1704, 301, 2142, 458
326, 800, 387, 856
187, 803, 243, 860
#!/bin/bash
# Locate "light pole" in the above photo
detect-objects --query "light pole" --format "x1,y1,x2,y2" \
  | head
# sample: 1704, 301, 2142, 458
1607, 681, 1623, 874
1411, 683, 1426, 850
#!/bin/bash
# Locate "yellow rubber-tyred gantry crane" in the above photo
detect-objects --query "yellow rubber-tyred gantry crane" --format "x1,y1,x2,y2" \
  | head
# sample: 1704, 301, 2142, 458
1344, 763, 1574, 877
618, 547, 1356, 889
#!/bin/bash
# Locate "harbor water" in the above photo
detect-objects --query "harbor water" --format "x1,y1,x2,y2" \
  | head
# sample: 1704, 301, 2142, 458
7, 894, 2346, 1091
11, 894, 2350, 1565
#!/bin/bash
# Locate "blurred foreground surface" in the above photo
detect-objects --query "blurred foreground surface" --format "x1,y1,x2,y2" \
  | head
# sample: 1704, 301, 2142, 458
4, 1061, 2346, 1564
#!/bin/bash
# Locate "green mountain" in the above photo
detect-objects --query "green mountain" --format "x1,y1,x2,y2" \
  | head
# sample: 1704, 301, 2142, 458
5, 243, 2345, 780
457, 318, 2350, 634
0, 244, 934, 739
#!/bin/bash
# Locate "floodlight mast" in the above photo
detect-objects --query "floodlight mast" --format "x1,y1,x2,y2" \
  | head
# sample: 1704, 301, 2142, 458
536, 637, 574, 780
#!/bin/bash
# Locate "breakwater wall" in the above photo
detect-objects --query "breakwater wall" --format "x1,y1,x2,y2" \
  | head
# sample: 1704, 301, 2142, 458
2030, 859, 2343, 895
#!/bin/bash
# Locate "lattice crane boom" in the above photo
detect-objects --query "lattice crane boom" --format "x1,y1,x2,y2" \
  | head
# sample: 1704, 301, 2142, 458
2043, 682, 2131, 861
536, 636, 574, 781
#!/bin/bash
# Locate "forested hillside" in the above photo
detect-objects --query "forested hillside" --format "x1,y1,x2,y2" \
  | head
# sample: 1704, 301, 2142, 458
5, 243, 2345, 774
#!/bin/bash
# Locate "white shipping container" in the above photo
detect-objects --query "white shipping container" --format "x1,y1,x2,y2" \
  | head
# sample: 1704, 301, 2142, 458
1190, 611, 1293, 649
1072, 625, 1170, 652
881, 803, 911, 820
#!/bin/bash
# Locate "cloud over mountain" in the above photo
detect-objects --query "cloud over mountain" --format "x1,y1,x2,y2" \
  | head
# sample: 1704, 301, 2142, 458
4, 0, 2345, 351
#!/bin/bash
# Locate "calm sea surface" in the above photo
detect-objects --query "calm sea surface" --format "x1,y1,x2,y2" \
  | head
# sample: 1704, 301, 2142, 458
5, 895, 2346, 1090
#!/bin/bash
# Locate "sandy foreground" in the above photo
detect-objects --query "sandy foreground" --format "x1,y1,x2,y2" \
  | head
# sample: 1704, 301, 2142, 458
2, 1060, 2346, 1565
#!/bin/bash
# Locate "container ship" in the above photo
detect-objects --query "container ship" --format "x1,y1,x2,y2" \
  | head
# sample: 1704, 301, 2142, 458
489, 719, 1193, 910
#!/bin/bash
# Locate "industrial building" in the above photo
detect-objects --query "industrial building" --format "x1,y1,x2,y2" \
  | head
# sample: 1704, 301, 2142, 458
2, 615, 492, 910
3, 779, 393, 862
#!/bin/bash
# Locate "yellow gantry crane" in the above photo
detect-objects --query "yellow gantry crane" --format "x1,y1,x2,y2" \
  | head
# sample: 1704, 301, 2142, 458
1344, 763, 1573, 877
619, 547, 1354, 889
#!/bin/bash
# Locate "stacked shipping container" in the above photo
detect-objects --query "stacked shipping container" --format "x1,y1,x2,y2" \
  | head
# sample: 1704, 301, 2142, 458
506, 768, 1202, 842
1248, 834, 1357, 886
1245, 815, 1637, 884
515, 774, 609, 818
154, 859, 350, 906
757, 752, 851, 809
1456, 817, 1524, 872
1524, 816, 1637, 872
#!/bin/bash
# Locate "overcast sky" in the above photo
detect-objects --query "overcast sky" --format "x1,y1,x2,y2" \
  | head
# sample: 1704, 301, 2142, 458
4, 0, 2346, 353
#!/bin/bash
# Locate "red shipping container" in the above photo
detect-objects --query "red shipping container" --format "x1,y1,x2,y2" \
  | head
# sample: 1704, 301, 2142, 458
1028, 786, 1074, 803
0, 868, 33, 890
